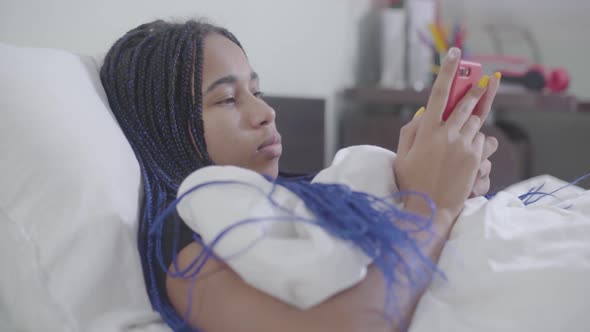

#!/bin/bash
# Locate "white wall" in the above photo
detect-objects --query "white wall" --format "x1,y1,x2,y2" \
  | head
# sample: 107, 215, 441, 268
0, 0, 369, 98
1, 0, 588, 98
0, 0, 372, 162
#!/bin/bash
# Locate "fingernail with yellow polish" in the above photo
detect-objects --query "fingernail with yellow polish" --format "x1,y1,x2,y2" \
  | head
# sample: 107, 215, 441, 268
414, 107, 426, 119
478, 75, 490, 89
494, 72, 502, 80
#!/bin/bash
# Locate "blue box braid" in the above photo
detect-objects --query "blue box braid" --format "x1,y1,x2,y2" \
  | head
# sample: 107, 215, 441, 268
101, 20, 244, 331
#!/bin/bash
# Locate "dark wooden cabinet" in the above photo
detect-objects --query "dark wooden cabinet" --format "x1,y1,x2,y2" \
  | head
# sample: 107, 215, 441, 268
265, 96, 325, 174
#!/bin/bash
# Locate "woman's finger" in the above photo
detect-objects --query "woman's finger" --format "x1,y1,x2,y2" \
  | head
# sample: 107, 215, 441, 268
473, 132, 486, 156
397, 108, 425, 157
422, 47, 461, 131
471, 176, 491, 198
479, 159, 492, 179
482, 136, 498, 162
472, 73, 502, 124
459, 116, 481, 142
445, 75, 489, 133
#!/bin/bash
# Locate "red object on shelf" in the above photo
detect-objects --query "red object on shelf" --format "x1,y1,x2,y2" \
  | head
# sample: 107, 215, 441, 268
469, 55, 571, 93
547, 68, 570, 93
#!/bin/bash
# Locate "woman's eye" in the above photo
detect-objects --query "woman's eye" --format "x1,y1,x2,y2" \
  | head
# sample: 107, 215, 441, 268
217, 97, 236, 106
253, 91, 264, 98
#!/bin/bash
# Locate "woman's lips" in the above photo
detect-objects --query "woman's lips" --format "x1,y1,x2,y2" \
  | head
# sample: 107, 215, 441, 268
257, 133, 282, 158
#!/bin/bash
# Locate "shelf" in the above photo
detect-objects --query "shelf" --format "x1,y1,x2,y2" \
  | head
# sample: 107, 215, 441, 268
341, 87, 579, 112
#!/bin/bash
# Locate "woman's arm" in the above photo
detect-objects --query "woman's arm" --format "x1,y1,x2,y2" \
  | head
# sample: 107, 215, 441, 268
392, 202, 455, 328
167, 242, 390, 332
166, 210, 453, 332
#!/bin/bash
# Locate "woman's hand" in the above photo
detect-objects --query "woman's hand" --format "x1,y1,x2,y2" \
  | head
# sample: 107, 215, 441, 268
393, 47, 500, 220
470, 136, 498, 197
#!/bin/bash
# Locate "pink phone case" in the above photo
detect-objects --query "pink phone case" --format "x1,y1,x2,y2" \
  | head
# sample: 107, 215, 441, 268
442, 60, 483, 121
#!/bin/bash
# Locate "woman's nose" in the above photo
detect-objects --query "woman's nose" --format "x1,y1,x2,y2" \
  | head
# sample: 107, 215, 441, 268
249, 99, 276, 128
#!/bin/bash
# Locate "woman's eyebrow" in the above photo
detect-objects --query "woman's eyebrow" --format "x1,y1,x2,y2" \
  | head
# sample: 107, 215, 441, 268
205, 72, 259, 94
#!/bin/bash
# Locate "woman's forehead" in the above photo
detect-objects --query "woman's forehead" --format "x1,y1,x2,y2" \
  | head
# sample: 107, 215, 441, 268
201, 34, 252, 85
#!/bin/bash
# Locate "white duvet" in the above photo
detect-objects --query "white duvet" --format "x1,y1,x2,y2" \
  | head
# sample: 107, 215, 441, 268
175, 145, 590, 332
172, 145, 590, 331
410, 173, 590, 332
90, 145, 590, 331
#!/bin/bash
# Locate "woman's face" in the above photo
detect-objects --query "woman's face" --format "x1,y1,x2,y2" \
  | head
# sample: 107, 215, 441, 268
200, 33, 281, 178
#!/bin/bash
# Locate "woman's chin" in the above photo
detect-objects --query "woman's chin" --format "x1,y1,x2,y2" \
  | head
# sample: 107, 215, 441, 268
256, 161, 280, 179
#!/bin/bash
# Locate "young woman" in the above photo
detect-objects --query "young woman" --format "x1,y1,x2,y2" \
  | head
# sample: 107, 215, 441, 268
100, 20, 501, 332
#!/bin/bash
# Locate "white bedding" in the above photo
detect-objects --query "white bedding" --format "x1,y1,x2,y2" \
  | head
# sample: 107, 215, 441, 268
7, 144, 585, 332
410, 174, 590, 332
176, 145, 590, 332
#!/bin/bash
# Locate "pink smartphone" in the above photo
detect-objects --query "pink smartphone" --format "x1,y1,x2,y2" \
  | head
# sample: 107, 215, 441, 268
442, 60, 483, 121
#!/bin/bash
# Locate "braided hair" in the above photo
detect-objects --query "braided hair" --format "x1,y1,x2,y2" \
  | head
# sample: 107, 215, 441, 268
100, 19, 245, 330
101, 19, 437, 332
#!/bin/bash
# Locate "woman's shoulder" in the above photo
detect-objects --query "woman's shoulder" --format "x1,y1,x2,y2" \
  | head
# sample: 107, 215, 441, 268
176, 165, 278, 229
179, 165, 269, 196
313, 145, 399, 196
331, 145, 396, 164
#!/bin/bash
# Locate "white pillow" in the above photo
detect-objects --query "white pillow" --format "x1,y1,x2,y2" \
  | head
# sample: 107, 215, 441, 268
0, 43, 160, 331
